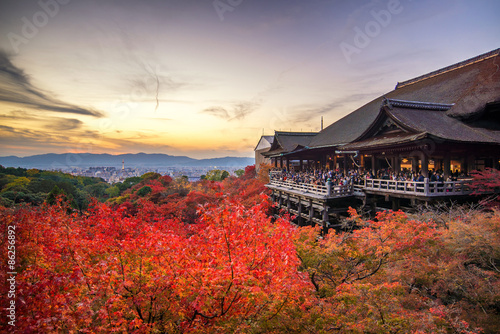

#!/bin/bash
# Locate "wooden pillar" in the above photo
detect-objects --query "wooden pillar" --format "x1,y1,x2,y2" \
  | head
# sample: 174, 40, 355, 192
297, 197, 302, 226
286, 158, 290, 172
372, 155, 377, 176
308, 199, 314, 225
459, 157, 465, 173
359, 154, 365, 170
424, 178, 430, 195
443, 155, 451, 179
436, 159, 443, 171
411, 157, 419, 173
333, 155, 337, 171
394, 155, 401, 174
343, 154, 348, 175
421, 155, 429, 178
467, 155, 475, 174
286, 193, 291, 213
392, 197, 400, 211
299, 159, 303, 171
369, 196, 377, 216
323, 203, 329, 227
280, 156, 283, 169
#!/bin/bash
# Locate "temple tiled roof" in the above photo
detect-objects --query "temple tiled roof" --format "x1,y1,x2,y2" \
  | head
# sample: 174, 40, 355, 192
387, 106, 500, 144
308, 49, 500, 149
263, 131, 317, 157
339, 132, 427, 151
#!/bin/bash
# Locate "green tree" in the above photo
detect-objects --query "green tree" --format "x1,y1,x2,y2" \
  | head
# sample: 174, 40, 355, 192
136, 186, 152, 197
205, 169, 230, 181
141, 172, 161, 181
27, 179, 56, 194
84, 182, 109, 198
105, 185, 120, 198
2, 176, 31, 192
117, 177, 141, 193
46, 185, 66, 205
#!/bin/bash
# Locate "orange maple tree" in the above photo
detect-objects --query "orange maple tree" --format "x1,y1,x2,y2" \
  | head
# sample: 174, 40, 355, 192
0, 195, 309, 333
1, 166, 499, 333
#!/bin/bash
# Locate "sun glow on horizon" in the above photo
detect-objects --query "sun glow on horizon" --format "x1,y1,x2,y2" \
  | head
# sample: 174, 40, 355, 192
0, 0, 499, 158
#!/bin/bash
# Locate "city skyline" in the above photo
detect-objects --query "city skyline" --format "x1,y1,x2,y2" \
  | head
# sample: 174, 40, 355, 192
1, 0, 499, 159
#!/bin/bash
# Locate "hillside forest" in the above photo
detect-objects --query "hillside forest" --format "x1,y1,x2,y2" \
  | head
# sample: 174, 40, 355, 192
0, 164, 499, 333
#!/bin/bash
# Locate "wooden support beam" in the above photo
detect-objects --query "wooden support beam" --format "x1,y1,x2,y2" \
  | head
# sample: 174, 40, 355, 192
309, 198, 314, 225
443, 154, 451, 179
392, 197, 400, 211
343, 154, 348, 175
421, 155, 429, 178
372, 155, 378, 176
467, 155, 475, 174
297, 197, 302, 226
394, 155, 401, 174
411, 156, 418, 173
323, 203, 329, 227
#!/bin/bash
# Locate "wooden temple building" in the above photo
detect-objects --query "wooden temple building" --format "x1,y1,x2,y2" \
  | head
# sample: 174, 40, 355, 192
256, 49, 500, 227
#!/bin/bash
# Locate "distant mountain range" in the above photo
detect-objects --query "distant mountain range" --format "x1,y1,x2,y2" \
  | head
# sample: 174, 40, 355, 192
0, 153, 255, 169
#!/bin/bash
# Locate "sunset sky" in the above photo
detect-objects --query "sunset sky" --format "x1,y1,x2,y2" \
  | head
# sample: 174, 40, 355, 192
1, 0, 499, 159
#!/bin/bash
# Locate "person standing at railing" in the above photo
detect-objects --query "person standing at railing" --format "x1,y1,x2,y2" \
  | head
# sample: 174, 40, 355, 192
416, 172, 425, 182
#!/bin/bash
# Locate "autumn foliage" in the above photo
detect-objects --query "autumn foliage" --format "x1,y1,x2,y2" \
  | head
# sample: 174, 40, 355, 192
470, 168, 500, 207
1, 165, 499, 333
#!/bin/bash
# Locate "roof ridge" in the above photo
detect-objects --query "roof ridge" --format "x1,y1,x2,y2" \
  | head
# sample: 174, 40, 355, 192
275, 131, 318, 135
384, 98, 454, 111
395, 48, 500, 89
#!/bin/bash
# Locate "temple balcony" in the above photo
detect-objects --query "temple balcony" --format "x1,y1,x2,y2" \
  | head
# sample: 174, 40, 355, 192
266, 177, 474, 200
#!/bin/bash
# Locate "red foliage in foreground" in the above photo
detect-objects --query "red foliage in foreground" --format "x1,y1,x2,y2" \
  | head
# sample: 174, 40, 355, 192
0, 167, 499, 333
471, 168, 500, 207
0, 197, 309, 333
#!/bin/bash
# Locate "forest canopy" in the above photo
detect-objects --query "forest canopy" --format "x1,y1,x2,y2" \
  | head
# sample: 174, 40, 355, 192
0, 164, 499, 333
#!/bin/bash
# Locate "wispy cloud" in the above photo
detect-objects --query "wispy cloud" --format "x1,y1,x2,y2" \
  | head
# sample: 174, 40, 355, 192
201, 100, 261, 121
48, 118, 84, 131
0, 110, 84, 131
0, 50, 104, 117
202, 106, 230, 119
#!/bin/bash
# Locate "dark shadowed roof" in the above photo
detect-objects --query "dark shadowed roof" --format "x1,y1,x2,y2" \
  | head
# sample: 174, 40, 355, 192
308, 48, 500, 149
339, 132, 427, 151
264, 131, 317, 157
339, 96, 500, 151
387, 106, 500, 143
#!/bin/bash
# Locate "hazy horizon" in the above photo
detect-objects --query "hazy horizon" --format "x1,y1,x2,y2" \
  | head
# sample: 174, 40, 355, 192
1, 0, 499, 158
0, 152, 255, 159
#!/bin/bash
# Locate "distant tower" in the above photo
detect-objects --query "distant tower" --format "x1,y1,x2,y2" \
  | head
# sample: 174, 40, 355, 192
321, 116, 324, 131
122, 159, 125, 171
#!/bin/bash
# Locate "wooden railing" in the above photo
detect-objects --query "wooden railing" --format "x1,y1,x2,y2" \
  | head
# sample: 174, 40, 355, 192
268, 177, 473, 198
363, 178, 473, 197
268, 179, 353, 197
269, 171, 282, 179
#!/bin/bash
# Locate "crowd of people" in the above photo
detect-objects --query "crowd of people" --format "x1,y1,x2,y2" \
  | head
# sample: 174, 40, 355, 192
270, 167, 468, 187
